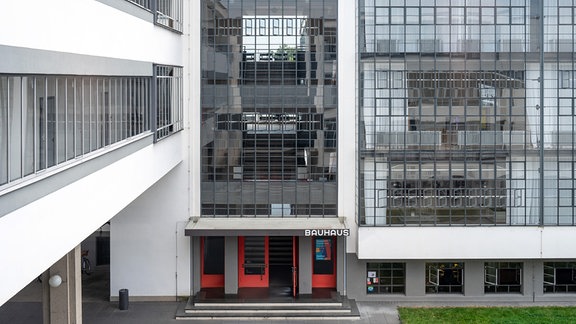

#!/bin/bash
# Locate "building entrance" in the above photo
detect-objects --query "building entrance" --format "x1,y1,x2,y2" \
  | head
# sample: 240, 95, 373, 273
238, 236, 298, 296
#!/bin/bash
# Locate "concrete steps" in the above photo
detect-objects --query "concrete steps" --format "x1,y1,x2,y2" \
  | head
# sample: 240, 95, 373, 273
175, 291, 360, 320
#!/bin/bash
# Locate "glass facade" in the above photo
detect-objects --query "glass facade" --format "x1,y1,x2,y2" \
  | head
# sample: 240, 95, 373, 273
366, 262, 406, 294
359, 0, 576, 226
544, 261, 576, 293
484, 261, 523, 293
426, 262, 464, 294
0, 68, 183, 188
200, 0, 338, 217
0, 75, 151, 187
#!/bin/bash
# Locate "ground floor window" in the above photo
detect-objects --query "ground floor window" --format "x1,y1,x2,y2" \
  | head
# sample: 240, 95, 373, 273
426, 262, 464, 294
484, 262, 522, 293
544, 261, 576, 293
366, 263, 405, 294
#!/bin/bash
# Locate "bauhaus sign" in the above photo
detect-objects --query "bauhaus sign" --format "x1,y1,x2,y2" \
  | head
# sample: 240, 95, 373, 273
304, 229, 350, 237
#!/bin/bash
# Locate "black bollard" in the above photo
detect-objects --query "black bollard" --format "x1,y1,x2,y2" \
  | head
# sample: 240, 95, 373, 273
119, 289, 129, 310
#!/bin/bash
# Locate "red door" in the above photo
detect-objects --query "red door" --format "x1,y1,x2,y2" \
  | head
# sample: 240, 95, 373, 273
311, 236, 337, 288
238, 236, 269, 287
200, 237, 225, 288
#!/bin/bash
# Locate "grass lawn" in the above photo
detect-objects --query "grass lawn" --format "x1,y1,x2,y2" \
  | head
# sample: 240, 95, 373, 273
398, 306, 576, 324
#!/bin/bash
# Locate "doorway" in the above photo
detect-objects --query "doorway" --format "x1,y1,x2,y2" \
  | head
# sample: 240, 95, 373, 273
238, 236, 298, 295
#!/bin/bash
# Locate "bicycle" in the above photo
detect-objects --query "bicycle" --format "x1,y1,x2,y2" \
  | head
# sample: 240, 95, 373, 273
81, 250, 92, 275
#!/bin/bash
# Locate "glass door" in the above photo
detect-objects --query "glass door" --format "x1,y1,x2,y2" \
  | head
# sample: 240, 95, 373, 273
238, 236, 269, 287
311, 236, 337, 288
201, 236, 225, 287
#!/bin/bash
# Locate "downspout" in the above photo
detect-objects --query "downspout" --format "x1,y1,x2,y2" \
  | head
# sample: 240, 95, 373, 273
538, 0, 545, 226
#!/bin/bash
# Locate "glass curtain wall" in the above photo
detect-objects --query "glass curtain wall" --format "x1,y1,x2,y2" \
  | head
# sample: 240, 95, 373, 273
201, 0, 338, 217
360, 0, 576, 226
0, 75, 150, 188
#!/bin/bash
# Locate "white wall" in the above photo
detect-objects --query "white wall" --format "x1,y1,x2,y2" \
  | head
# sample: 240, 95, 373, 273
358, 226, 576, 260
0, 0, 182, 64
109, 0, 194, 299
110, 162, 190, 299
0, 134, 183, 305
338, 0, 358, 254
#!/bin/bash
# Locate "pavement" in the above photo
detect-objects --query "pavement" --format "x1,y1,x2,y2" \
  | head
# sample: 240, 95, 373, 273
0, 301, 401, 324
0, 265, 401, 324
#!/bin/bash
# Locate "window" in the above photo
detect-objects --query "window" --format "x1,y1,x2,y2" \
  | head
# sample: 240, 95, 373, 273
201, 0, 338, 218
560, 71, 574, 89
154, 65, 183, 141
125, 1, 184, 32
485, 262, 523, 293
426, 262, 464, 294
367, 263, 405, 294
0, 74, 150, 189
544, 262, 576, 293
156, 0, 183, 32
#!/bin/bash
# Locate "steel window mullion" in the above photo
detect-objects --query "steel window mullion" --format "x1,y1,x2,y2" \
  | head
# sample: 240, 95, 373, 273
55, 78, 59, 166
35, 78, 39, 170
20, 77, 25, 180
152, 66, 158, 141
43, 78, 48, 170
6, 77, 11, 181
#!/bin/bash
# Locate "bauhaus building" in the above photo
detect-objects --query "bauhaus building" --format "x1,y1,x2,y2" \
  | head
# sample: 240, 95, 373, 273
2, 0, 576, 321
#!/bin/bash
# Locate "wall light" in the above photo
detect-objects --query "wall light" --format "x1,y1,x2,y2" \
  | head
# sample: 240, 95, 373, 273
48, 274, 63, 288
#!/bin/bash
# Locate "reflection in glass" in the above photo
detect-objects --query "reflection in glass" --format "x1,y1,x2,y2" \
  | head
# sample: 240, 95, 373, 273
201, 0, 338, 218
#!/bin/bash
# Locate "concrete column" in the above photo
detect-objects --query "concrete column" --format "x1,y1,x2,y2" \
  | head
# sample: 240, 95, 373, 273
43, 245, 82, 324
191, 237, 201, 295
336, 237, 345, 294
405, 261, 425, 297
298, 236, 312, 294
523, 260, 537, 299
464, 260, 485, 297
532, 260, 544, 299
224, 236, 238, 295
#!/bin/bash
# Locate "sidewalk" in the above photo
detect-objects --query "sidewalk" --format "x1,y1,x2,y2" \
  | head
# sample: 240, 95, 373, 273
0, 300, 401, 324
0, 265, 401, 324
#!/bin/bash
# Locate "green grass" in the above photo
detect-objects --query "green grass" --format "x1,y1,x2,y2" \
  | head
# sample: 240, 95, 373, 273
398, 306, 576, 324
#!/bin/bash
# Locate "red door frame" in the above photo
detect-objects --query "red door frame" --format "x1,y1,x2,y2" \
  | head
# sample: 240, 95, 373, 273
238, 236, 269, 287
200, 237, 225, 288
292, 236, 298, 297
311, 236, 337, 288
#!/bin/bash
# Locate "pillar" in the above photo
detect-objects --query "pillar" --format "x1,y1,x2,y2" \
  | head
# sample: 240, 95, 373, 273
43, 245, 82, 324
464, 260, 485, 297
298, 236, 312, 294
224, 236, 238, 295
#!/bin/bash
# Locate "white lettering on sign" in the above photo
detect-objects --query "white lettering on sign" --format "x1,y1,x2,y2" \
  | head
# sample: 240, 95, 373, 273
304, 229, 350, 236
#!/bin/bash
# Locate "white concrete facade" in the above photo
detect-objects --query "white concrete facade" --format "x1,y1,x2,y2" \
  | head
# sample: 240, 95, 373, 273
4, 0, 576, 309
0, 0, 186, 306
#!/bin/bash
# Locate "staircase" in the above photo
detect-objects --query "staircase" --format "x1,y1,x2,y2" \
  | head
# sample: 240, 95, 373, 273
175, 290, 360, 321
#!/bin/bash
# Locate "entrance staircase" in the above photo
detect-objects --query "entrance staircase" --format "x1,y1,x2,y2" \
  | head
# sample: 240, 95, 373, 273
175, 289, 360, 320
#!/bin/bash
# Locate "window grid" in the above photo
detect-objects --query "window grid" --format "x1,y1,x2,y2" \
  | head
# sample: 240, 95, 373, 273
154, 65, 184, 141
124, 0, 183, 32
200, 0, 338, 218
0, 75, 151, 188
484, 262, 523, 294
366, 262, 405, 294
360, 1, 576, 227
426, 262, 464, 294
544, 261, 576, 293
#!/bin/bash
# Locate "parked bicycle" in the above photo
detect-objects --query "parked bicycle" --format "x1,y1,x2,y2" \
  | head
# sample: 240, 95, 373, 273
81, 250, 92, 275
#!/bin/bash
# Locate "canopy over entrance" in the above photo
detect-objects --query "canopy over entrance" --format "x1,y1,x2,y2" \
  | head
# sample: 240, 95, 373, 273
185, 217, 349, 236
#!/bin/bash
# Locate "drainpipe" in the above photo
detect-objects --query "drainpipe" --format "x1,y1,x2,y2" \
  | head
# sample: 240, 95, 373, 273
343, 237, 347, 296
538, 0, 545, 226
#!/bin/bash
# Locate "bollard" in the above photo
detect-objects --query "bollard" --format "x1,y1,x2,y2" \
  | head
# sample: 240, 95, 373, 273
119, 289, 129, 310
